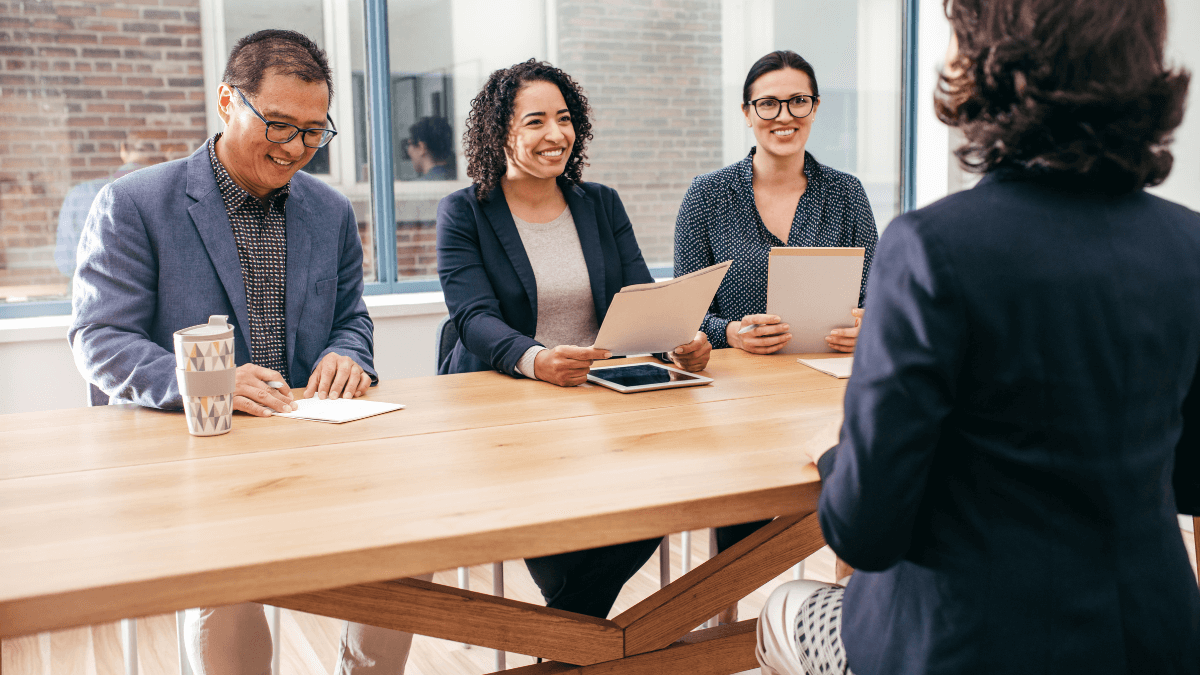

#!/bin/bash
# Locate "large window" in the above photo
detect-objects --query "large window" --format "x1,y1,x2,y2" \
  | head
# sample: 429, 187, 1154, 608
0, 0, 908, 315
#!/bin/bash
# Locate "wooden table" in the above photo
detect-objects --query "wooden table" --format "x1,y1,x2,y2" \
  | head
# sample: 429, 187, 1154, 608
0, 350, 847, 675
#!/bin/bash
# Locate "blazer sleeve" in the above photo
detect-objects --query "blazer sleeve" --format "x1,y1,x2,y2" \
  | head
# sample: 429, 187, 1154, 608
1176, 360, 1200, 515
818, 215, 969, 571
601, 184, 654, 286
315, 197, 377, 383
673, 178, 730, 347
68, 182, 182, 409
436, 193, 539, 377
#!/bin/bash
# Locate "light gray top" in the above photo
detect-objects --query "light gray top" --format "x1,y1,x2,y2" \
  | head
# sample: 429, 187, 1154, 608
511, 207, 599, 379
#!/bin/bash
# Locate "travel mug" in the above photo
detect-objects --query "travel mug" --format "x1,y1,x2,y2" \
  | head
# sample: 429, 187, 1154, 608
173, 315, 236, 436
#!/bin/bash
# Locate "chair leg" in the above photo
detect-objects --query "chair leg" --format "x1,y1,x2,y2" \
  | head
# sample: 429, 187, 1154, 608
658, 537, 671, 590
267, 606, 281, 675
457, 567, 472, 648
493, 562, 505, 670
121, 619, 138, 675
706, 528, 719, 628
175, 611, 193, 675
681, 530, 692, 575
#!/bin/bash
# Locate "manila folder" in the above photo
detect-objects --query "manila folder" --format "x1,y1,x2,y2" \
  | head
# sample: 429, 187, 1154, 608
766, 247, 864, 354
593, 261, 731, 355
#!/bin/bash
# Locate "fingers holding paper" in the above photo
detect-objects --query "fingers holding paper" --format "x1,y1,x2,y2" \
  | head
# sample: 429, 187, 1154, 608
536, 345, 612, 387
668, 331, 711, 372
727, 314, 792, 354
305, 351, 371, 400
233, 363, 296, 417
826, 308, 865, 353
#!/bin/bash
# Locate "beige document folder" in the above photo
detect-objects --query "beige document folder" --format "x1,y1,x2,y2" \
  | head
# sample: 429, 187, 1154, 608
766, 247, 864, 354
593, 261, 732, 355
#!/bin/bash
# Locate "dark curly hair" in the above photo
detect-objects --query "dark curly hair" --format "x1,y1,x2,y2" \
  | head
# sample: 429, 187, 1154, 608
463, 59, 593, 200
935, 0, 1190, 192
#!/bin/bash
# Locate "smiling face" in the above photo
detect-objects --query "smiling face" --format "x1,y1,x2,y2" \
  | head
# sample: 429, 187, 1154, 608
216, 68, 329, 199
744, 67, 820, 160
504, 80, 576, 182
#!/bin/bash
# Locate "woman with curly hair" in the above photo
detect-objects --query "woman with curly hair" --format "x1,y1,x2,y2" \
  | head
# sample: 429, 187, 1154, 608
436, 59, 710, 618
756, 0, 1199, 673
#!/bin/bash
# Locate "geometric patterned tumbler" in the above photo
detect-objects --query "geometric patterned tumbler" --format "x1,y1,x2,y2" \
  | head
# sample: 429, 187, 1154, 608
173, 315, 237, 436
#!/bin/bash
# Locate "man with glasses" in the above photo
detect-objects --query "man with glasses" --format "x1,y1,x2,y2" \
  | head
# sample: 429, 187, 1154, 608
69, 29, 426, 675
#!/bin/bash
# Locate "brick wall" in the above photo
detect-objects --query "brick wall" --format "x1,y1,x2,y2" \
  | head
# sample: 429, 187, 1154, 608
557, 0, 724, 267
0, 0, 208, 296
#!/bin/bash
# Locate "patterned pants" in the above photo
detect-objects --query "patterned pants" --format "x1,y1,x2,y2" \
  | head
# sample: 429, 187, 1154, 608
756, 580, 853, 675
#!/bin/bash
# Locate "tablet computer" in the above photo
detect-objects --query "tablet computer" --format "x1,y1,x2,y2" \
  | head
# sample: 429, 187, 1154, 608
587, 363, 713, 393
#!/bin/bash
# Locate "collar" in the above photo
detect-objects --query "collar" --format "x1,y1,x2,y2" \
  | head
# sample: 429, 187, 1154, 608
737, 147, 819, 194
207, 134, 291, 214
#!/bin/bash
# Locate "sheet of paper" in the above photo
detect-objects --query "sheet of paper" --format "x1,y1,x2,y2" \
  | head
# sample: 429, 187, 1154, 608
272, 397, 405, 424
797, 356, 854, 379
766, 247, 864, 354
593, 261, 731, 355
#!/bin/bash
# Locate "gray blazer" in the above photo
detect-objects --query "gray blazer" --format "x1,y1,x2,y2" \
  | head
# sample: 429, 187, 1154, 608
69, 143, 375, 409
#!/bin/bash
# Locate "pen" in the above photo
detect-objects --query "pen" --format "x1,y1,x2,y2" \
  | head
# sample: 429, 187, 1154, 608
266, 380, 285, 389
737, 323, 762, 335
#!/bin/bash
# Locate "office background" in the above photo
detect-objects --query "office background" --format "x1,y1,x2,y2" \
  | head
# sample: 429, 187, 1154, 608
0, 0, 1196, 415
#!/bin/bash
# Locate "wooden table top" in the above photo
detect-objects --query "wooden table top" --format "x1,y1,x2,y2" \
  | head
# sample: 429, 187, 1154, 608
0, 350, 847, 638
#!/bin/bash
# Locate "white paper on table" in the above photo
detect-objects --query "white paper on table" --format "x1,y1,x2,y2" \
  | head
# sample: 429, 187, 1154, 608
272, 397, 405, 423
592, 261, 732, 355
766, 247, 864, 354
797, 356, 854, 379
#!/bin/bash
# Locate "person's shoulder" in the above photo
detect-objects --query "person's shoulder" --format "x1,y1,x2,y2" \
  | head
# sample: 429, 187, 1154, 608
689, 158, 747, 194
809, 156, 866, 194
289, 169, 351, 209
439, 183, 482, 210
107, 156, 189, 199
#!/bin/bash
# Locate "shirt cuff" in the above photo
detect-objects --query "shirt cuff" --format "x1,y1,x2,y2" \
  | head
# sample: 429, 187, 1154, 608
816, 446, 837, 481
516, 345, 545, 380
702, 314, 732, 349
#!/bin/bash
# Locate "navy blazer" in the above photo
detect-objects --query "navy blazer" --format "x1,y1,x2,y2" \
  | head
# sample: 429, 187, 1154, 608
818, 171, 1200, 674
69, 143, 376, 409
436, 180, 653, 376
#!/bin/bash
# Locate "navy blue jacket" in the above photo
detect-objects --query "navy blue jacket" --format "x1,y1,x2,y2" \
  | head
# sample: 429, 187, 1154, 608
818, 171, 1200, 674
436, 180, 653, 376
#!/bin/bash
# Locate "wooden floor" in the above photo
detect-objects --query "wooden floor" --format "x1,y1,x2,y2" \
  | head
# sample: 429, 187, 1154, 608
5, 528, 1196, 675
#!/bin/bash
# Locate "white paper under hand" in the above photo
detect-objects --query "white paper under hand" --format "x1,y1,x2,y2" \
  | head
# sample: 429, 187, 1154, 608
796, 357, 854, 379
272, 397, 405, 423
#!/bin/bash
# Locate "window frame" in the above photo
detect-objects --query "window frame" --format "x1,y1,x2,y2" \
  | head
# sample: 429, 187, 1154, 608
0, 0, 919, 318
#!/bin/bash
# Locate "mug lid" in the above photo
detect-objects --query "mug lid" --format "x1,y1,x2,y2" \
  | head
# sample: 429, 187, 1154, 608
176, 315, 234, 339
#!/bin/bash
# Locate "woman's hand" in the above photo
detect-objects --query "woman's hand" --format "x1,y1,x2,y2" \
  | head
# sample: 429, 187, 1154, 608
726, 314, 791, 354
534, 345, 611, 387
825, 308, 865, 353
668, 332, 712, 372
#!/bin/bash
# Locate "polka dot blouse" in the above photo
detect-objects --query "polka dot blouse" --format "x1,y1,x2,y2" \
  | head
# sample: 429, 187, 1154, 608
673, 149, 878, 348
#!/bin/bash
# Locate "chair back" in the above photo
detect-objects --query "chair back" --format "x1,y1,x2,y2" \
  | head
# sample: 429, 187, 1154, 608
435, 315, 458, 372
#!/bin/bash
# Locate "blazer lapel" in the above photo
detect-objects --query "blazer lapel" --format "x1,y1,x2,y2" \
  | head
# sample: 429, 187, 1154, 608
283, 187, 312, 371
185, 147, 251, 344
562, 182, 607, 319
480, 186, 539, 319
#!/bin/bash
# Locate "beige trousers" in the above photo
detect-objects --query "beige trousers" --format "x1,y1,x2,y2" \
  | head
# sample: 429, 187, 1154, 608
184, 573, 434, 675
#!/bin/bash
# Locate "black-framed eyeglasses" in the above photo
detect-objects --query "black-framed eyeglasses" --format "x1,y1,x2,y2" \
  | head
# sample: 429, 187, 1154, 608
746, 95, 819, 120
234, 86, 338, 148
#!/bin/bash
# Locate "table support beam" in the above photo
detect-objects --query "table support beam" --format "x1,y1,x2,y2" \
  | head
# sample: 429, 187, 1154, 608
263, 578, 624, 666
490, 620, 758, 675
614, 511, 824, 656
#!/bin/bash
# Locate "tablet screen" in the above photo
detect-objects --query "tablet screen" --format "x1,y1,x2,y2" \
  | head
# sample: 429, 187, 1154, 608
590, 364, 703, 388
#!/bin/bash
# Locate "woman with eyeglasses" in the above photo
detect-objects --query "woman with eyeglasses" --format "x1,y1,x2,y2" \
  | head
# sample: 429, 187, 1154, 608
673, 50, 877, 360
436, 59, 711, 619
672, 51, 876, 621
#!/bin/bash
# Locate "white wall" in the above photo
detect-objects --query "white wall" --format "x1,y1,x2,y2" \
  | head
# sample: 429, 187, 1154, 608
1149, 0, 1200, 211
0, 299, 447, 415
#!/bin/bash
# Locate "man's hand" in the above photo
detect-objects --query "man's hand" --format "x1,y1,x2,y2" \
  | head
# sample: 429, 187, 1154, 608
726, 314, 792, 354
534, 345, 611, 387
668, 331, 711, 372
825, 308, 865, 353
304, 351, 372, 400
233, 364, 296, 417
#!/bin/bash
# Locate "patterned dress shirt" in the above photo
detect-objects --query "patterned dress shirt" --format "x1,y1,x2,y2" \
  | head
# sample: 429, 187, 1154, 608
208, 134, 290, 380
674, 149, 879, 348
